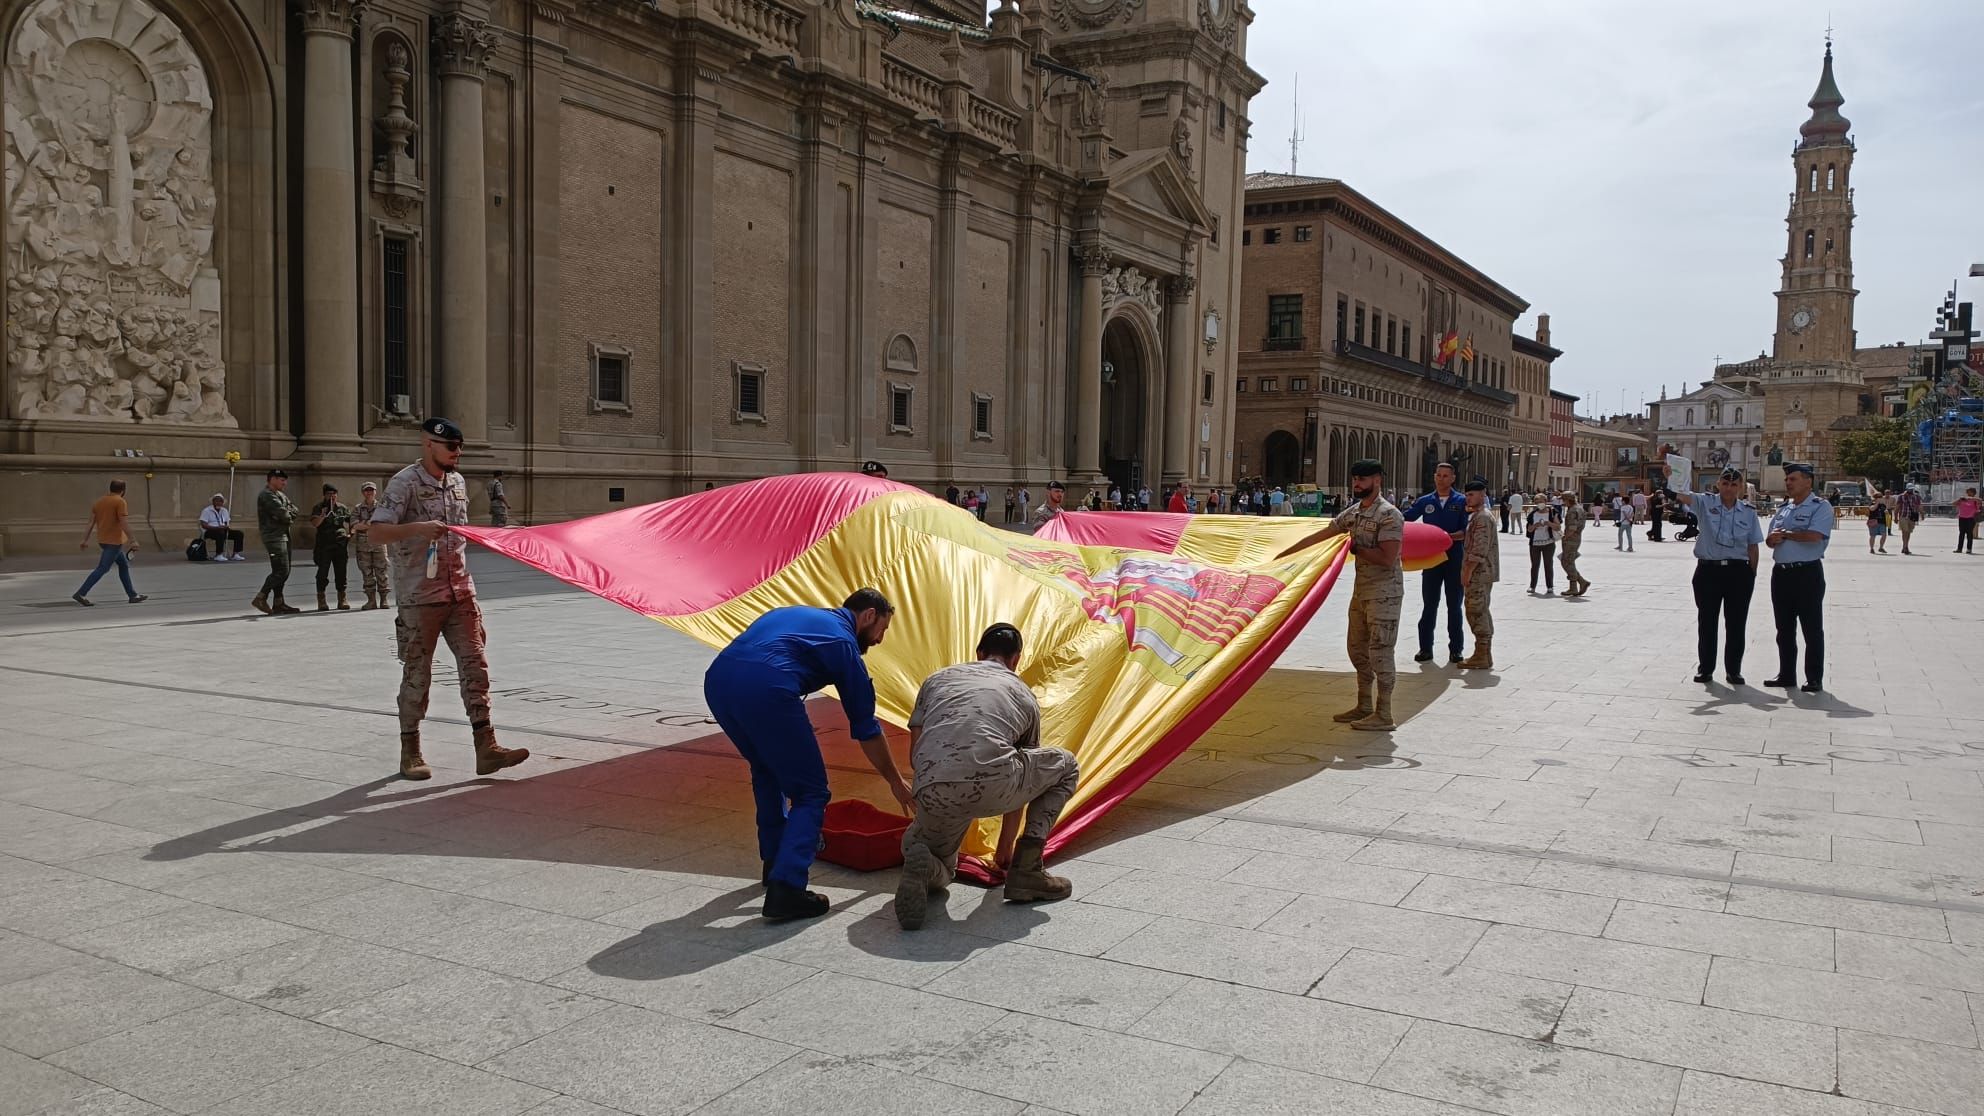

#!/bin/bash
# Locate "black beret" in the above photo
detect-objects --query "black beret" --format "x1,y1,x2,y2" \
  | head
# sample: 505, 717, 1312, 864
266, 468, 286, 479
1047, 480, 1066, 491
321, 483, 338, 493
1350, 458, 1385, 477
1464, 480, 1487, 492
421, 417, 465, 441
860, 460, 888, 477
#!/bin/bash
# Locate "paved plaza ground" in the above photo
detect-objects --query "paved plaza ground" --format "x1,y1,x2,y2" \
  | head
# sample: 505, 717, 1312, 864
2, 517, 1983, 1116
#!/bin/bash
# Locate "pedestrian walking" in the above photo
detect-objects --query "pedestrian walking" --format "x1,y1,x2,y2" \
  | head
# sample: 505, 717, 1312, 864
894, 623, 1078, 930
309, 483, 353, 611
1509, 489, 1526, 536
1526, 501, 1558, 594
1280, 459, 1405, 731
1457, 480, 1499, 669
1957, 488, 1980, 554
72, 479, 147, 606
1896, 485, 1922, 554
1559, 496, 1591, 595
1404, 462, 1467, 665
703, 588, 909, 921
1647, 488, 1667, 543
487, 471, 509, 527
198, 494, 246, 562
364, 417, 530, 780
1668, 464, 1764, 685
1764, 462, 1833, 693
1866, 492, 1889, 554
352, 481, 390, 609
253, 469, 302, 614
1613, 494, 1635, 551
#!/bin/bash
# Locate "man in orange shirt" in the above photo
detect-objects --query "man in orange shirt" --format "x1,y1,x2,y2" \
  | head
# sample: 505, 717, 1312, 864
73, 479, 147, 606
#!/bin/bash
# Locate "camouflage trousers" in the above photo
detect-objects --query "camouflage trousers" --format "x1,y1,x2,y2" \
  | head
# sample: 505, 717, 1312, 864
258, 538, 290, 597
902, 747, 1080, 884
1465, 578, 1494, 640
1560, 536, 1584, 584
355, 544, 388, 595
395, 598, 493, 741
1346, 590, 1402, 691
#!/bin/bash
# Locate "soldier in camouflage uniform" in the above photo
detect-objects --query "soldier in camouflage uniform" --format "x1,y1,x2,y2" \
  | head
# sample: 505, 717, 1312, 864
309, 483, 354, 611
1559, 494, 1591, 597
253, 469, 302, 614
1280, 458, 1406, 730
364, 417, 528, 781
352, 481, 390, 610
1458, 480, 1500, 670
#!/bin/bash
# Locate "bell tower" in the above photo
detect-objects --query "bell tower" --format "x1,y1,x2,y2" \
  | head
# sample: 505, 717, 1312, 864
1759, 39, 1866, 474
1772, 40, 1859, 367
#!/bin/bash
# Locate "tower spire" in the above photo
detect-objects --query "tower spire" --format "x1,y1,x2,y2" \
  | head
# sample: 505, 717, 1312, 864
1799, 38, 1850, 146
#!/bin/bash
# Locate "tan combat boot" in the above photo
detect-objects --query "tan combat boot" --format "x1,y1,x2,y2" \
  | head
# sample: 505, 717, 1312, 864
1459, 638, 1494, 670
1002, 837, 1072, 903
272, 595, 302, 614
399, 735, 432, 780
1332, 682, 1374, 723
360, 588, 378, 610
316, 590, 329, 612
473, 732, 530, 775
1351, 690, 1397, 732
895, 844, 942, 930
252, 591, 271, 615
337, 590, 350, 610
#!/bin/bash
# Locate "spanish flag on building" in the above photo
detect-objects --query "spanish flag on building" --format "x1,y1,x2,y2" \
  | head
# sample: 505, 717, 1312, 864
1434, 331, 1459, 368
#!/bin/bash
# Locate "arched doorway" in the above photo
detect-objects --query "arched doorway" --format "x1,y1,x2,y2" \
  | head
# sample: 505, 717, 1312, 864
1101, 318, 1149, 495
1263, 431, 1301, 488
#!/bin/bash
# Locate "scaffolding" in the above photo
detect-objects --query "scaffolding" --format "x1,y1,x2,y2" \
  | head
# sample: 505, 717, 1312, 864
1905, 362, 1984, 510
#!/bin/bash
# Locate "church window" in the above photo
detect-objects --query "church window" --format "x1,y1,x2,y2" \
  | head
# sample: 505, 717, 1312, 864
1826, 164, 1835, 190
1809, 166, 1818, 192
971, 393, 992, 439
382, 237, 411, 407
1804, 230, 1816, 259
1263, 227, 1282, 244
888, 383, 913, 431
592, 344, 632, 412
731, 361, 764, 421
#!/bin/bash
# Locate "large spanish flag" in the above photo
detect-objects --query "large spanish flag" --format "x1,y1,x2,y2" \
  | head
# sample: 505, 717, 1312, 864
457, 475, 1449, 869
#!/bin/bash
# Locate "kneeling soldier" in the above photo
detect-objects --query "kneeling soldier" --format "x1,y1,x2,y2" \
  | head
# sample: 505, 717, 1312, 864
896, 623, 1079, 930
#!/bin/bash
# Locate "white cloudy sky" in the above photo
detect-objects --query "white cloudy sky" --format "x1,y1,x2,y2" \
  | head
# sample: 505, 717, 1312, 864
1240, 0, 1984, 415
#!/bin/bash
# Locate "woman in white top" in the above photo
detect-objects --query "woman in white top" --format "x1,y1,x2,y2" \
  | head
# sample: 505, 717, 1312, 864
1527, 503, 1560, 594
1613, 494, 1635, 552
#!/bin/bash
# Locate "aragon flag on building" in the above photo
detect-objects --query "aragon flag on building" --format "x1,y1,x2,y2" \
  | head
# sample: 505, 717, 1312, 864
1459, 333, 1476, 364
455, 474, 1451, 873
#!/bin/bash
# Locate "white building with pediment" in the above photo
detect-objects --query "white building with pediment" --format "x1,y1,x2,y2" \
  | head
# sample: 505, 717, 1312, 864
1651, 382, 1766, 489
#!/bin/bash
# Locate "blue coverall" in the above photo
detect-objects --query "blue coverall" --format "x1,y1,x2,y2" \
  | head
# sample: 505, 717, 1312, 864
1404, 490, 1468, 658
703, 606, 882, 889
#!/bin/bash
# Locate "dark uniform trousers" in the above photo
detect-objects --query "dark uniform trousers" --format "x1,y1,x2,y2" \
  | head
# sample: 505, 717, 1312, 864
1417, 559, 1463, 657
314, 543, 349, 593
1691, 560, 1755, 676
1770, 563, 1826, 686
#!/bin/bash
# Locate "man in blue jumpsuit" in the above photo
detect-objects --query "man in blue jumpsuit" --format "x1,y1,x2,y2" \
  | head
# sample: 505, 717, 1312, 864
704, 588, 914, 921
1403, 462, 1470, 666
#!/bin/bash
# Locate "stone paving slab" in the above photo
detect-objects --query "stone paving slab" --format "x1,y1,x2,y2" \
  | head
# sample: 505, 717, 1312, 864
3, 530, 1983, 1113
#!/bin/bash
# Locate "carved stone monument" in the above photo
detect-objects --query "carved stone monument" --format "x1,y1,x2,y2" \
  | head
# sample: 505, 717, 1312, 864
4, 0, 234, 425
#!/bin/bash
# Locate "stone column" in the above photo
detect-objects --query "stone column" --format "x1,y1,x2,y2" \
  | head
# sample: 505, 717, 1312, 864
434, 11, 496, 443
1072, 242, 1109, 483
297, 0, 364, 453
1162, 274, 1197, 486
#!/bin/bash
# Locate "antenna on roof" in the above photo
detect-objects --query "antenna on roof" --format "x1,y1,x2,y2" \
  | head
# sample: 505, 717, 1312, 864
1289, 74, 1306, 176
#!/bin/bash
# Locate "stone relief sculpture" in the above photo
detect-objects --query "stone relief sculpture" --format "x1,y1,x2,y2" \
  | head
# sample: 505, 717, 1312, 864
1101, 265, 1163, 318
4, 0, 234, 425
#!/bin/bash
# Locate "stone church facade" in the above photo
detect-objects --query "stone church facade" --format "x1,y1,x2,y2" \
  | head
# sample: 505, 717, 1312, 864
0, 0, 1262, 554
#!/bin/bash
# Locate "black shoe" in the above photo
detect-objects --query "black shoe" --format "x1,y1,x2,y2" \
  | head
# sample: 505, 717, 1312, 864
1800, 682, 1823, 693
1727, 674, 1745, 686
71, 593, 92, 607
1693, 672, 1713, 684
127, 595, 147, 604
1413, 650, 1433, 663
1762, 676, 1792, 688
1447, 652, 1462, 666
762, 880, 830, 921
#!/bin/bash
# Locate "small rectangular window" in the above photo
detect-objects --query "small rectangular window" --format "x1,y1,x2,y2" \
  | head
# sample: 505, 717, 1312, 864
971, 393, 992, 440
1401, 324, 1412, 361
382, 237, 410, 407
1290, 377, 1308, 391
1386, 319, 1397, 354
1262, 227, 1282, 245
1202, 371, 1214, 404
1199, 447, 1211, 478
889, 383, 913, 432
734, 365, 763, 419
1294, 225, 1313, 242
1266, 294, 1302, 350
1260, 378, 1279, 392
591, 344, 632, 413
1236, 379, 1247, 393
1242, 229, 1252, 246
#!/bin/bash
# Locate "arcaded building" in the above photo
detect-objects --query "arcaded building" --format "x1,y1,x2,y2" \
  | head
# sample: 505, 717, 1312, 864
0, 0, 1263, 553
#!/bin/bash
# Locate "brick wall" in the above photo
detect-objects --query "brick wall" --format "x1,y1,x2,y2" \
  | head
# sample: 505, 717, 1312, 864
557, 106, 663, 435
710, 151, 792, 445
